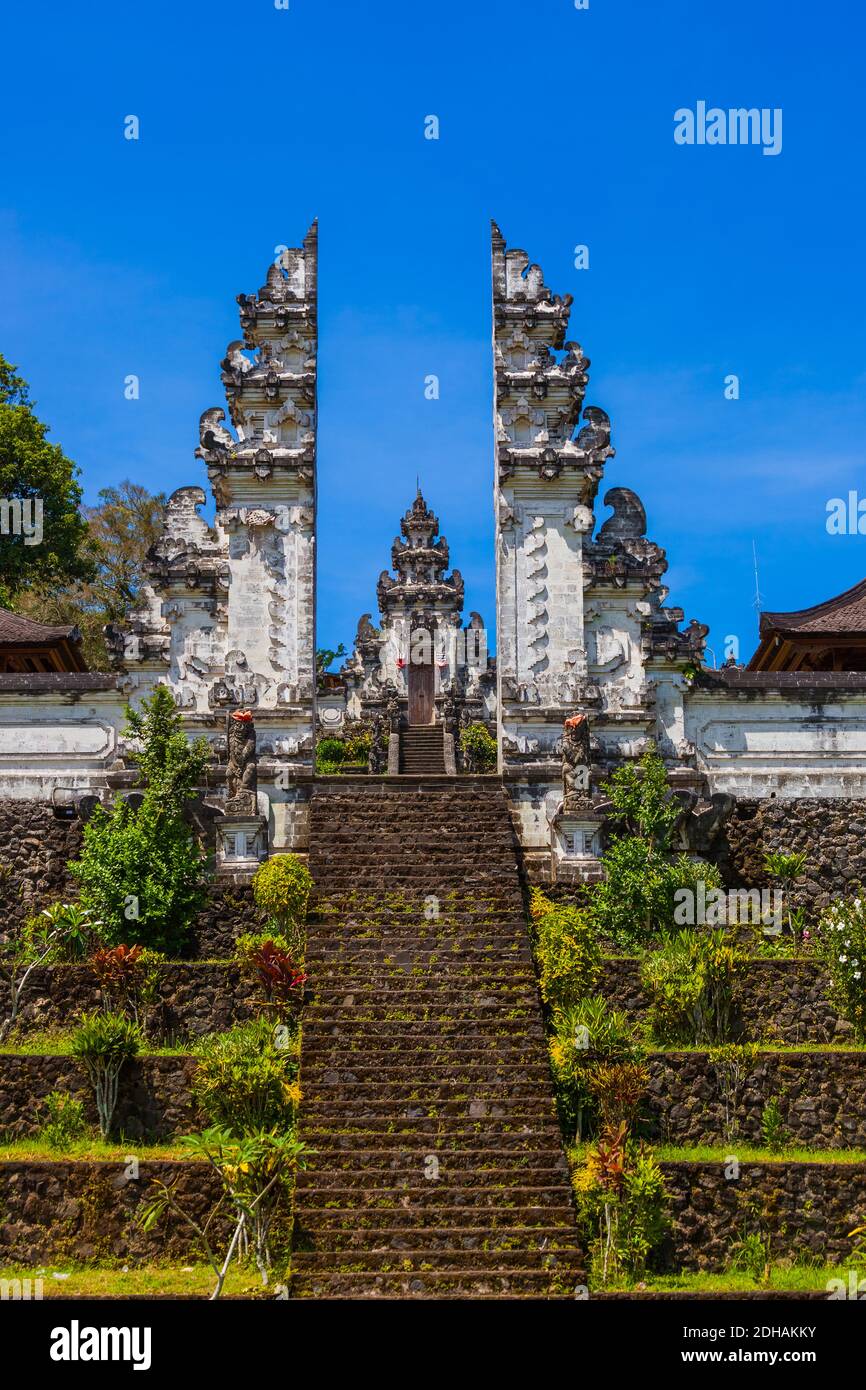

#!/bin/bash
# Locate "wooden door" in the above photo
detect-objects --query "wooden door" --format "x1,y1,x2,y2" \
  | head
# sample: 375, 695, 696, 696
408, 659, 435, 725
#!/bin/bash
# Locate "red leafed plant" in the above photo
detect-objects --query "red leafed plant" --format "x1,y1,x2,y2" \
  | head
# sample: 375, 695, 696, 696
89, 944, 144, 991
249, 941, 308, 1007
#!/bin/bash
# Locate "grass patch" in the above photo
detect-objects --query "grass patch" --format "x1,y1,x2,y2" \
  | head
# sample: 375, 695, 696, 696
653, 1043, 866, 1055
569, 1141, 866, 1166
0, 1137, 191, 1163
0, 1031, 189, 1058
0, 1262, 267, 1298
632, 1265, 856, 1293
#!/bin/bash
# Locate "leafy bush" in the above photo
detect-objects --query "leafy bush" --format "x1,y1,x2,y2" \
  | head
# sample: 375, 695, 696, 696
71, 1011, 143, 1138
29, 903, 107, 961
236, 931, 294, 959
587, 1062, 650, 1133
69, 686, 208, 955
591, 745, 724, 950
602, 746, 681, 849
594, 840, 723, 950
458, 722, 497, 773
573, 1129, 670, 1287
548, 995, 645, 1140
316, 737, 346, 765
815, 896, 866, 1039
139, 1126, 308, 1295
640, 929, 743, 1045
530, 890, 600, 1009
39, 1091, 87, 1150
251, 855, 312, 955
243, 942, 307, 1012
192, 1018, 301, 1136
88, 944, 165, 1033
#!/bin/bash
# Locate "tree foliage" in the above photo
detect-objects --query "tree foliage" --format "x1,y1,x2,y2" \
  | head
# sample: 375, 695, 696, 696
69, 686, 209, 954
0, 354, 95, 607
13, 478, 165, 668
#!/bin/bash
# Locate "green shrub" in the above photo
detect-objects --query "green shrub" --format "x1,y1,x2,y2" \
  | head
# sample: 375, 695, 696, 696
815, 896, 866, 1039
594, 839, 724, 950
28, 903, 107, 962
192, 1018, 300, 1136
71, 1011, 143, 1138
251, 855, 312, 955
343, 728, 372, 763
39, 1091, 88, 1150
458, 722, 497, 773
531, 891, 600, 1009
573, 1134, 670, 1287
69, 686, 208, 955
640, 929, 743, 1045
548, 995, 645, 1140
236, 931, 294, 960
316, 737, 346, 765
592, 745, 724, 950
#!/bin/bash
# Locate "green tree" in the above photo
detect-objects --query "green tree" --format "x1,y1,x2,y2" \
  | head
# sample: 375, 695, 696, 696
316, 645, 346, 682
69, 686, 209, 953
14, 479, 166, 669
0, 355, 95, 606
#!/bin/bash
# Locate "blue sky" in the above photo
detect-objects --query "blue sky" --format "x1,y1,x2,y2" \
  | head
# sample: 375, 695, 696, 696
2, 0, 864, 667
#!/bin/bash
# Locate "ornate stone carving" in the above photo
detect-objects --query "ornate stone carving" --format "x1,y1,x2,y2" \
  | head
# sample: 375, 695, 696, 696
225, 710, 257, 814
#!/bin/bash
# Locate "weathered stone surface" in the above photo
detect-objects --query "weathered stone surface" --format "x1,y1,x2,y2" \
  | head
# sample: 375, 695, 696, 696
661, 1161, 866, 1273
0, 1055, 199, 1141
646, 1051, 866, 1148
0, 800, 83, 925
601, 956, 848, 1045
717, 798, 866, 913
2, 962, 262, 1039
0, 1160, 227, 1263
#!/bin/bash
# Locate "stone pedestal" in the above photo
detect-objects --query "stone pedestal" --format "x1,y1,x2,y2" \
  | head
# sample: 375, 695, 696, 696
216, 814, 268, 876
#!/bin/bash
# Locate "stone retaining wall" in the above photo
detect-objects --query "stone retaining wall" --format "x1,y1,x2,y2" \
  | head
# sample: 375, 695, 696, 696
3, 962, 262, 1040
662, 1161, 866, 1272
646, 1050, 866, 1149
716, 799, 866, 914
0, 1055, 199, 1142
0, 801, 82, 926
601, 957, 847, 1045
0, 1160, 226, 1263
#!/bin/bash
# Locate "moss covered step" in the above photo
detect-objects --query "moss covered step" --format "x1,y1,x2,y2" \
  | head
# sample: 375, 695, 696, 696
0, 1054, 198, 1140
293, 1223, 580, 1253
292, 783, 577, 1301
291, 1269, 580, 1298
647, 1049, 866, 1147
302, 1123, 565, 1149
302, 1079, 553, 1104
0, 1160, 225, 1264
601, 957, 847, 1045
300, 1144, 561, 1169
301, 1063, 552, 1084
295, 1165, 569, 1192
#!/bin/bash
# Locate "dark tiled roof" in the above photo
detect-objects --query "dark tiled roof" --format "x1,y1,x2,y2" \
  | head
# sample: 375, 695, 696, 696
0, 609, 79, 645
697, 668, 866, 691
760, 578, 866, 636
0, 672, 118, 692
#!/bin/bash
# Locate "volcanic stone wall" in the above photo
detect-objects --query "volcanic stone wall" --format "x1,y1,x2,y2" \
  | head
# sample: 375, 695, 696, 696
715, 798, 866, 912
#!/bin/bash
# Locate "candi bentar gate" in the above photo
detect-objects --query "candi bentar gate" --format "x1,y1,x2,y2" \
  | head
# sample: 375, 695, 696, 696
3, 222, 866, 892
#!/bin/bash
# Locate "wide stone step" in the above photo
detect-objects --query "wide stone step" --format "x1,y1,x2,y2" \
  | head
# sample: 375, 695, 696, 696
296, 1166, 568, 1190
301, 1081, 552, 1104
290, 1269, 581, 1298
302, 1125, 564, 1150
293, 1223, 580, 1252
291, 1247, 582, 1273
300, 1149, 566, 1175
295, 1198, 577, 1226
301, 1063, 551, 1083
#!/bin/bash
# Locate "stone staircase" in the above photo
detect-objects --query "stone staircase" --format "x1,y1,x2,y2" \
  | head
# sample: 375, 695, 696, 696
398, 725, 446, 774
290, 779, 584, 1298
